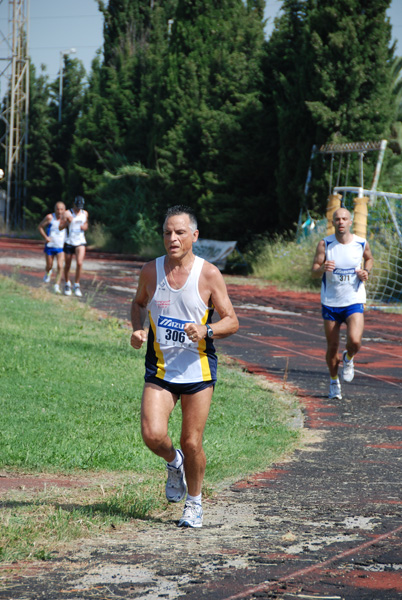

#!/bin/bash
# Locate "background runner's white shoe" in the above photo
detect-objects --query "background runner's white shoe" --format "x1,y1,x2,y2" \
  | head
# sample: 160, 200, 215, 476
74, 283, 82, 297
178, 501, 203, 528
64, 281, 72, 296
328, 378, 342, 399
166, 449, 186, 502
342, 351, 355, 382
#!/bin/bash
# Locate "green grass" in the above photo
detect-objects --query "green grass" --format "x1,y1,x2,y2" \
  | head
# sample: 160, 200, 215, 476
247, 233, 321, 290
0, 477, 167, 563
0, 275, 300, 562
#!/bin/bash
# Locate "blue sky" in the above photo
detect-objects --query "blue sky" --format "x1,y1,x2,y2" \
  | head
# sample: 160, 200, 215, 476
0, 1, 401, 81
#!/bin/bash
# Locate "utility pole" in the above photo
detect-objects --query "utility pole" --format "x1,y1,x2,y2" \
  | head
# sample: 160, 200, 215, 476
0, 0, 30, 230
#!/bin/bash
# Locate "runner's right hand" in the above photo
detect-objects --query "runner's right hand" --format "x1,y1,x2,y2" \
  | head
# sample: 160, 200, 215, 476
131, 330, 147, 349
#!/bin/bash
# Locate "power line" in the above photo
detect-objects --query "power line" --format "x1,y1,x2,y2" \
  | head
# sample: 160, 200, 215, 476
0, 15, 100, 21
30, 45, 99, 50
30, 15, 100, 19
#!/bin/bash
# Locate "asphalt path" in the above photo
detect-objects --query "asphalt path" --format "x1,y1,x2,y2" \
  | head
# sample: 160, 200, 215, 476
1, 237, 402, 599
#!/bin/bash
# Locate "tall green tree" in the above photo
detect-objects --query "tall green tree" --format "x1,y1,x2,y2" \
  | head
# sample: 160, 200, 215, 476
156, 0, 269, 241
71, 0, 270, 247
70, 0, 179, 249
47, 56, 86, 204
24, 64, 56, 224
71, 1, 175, 190
265, 0, 395, 227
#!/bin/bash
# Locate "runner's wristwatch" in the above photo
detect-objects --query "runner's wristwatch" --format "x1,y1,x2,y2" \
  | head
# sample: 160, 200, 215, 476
205, 324, 214, 338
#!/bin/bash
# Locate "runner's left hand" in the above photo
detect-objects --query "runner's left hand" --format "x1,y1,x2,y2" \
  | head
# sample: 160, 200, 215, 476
184, 323, 204, 342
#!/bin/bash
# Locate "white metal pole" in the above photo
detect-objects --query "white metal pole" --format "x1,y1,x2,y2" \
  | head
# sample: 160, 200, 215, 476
369, 139, 387, 205
58, 51, 63, 122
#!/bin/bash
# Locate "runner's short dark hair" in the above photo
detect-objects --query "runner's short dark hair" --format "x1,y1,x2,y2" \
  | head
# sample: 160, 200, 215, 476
164, 205, 198, 232
74, 196, 85, 208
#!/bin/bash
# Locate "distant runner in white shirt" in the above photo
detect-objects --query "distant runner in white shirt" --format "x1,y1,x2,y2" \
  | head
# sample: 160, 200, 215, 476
38, 201, 66, 294
312, 207, 374, 400
59, 196, 89, 297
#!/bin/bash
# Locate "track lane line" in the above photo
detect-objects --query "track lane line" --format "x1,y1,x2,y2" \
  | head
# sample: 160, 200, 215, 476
237, 312, 402, 361
223, 523, 402, 600
234, 301, 402, 342
233, 332, 402, 389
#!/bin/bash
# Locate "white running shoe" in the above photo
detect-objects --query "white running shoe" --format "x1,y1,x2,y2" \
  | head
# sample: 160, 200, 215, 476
64, 281, 72, 296
178, 501, 203, 528
74, 283, 82, 297
328, 378, 342, 399
342, 351, 354, 382
166, 449, 186, 503
54, 284, 61, 294
43, 270, 52, 283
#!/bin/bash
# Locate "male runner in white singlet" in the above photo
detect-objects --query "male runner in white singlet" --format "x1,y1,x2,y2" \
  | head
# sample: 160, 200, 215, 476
130, 205, 239, 528
312, 207, 374, 400
38, 202, 66, 294
60, 196, 88, 297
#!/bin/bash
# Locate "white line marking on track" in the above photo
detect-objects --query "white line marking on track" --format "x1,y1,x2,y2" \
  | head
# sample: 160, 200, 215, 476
238, 312, 402, 361
237, 304, 402, 344
233, 332, 402, 389
235, 303, 300, 316
223, 523, 402, 600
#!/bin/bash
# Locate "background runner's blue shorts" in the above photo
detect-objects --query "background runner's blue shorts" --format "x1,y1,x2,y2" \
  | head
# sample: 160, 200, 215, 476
44, 246, 64, 255
145, 375, 215, 397
322, 303, 364, 324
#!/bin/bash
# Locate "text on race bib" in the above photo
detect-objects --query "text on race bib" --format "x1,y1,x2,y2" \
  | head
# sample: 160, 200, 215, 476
156, 315, 195, 347
332, 267, 357, 284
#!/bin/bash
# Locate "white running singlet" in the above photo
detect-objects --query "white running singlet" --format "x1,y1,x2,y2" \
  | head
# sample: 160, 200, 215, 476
321, 233, 366, 307
145, 255, 217, 384
66, 209, 87, 246
46, 213, 66, 249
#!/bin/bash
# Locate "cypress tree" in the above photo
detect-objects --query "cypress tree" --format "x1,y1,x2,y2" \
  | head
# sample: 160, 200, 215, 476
73, 0, 269, 245
24, 65, 56, 223
48, 56, 86, 203
71, 1, 176, 248
158, 0, 268, 241
71, 1, 175, 195
265, 0, 395, 227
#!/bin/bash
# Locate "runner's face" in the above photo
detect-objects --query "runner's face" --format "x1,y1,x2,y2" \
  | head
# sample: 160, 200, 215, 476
163, 214, 198, 258
333, 210, 351, 234
55, 204, 65, 219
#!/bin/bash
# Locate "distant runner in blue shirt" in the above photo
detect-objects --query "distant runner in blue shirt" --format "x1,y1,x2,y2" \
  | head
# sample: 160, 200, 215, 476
38, 202, 66, 294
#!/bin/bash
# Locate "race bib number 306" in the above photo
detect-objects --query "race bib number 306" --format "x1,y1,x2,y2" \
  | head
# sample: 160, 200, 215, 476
156, 315, 195, 347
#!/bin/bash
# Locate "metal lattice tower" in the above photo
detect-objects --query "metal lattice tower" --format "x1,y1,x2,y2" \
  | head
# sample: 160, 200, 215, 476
0, 0, 30, 230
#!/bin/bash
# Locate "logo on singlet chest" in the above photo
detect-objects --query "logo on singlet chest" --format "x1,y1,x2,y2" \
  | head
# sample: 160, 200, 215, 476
156, 315, 195, 347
